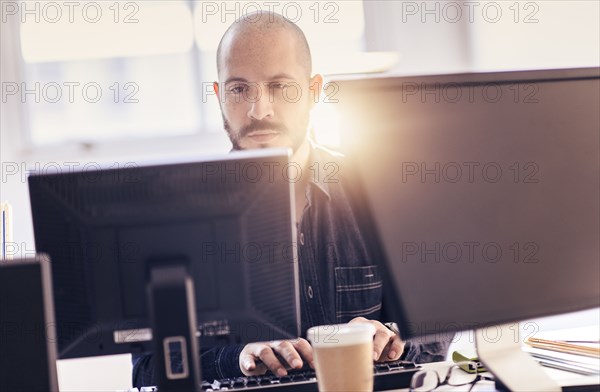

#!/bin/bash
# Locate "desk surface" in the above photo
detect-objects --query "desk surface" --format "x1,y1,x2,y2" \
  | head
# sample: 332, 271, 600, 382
56, 356, 600, 391
385, 361, 600, 392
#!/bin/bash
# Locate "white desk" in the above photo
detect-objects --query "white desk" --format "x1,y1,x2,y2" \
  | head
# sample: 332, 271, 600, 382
385, 361, 600, 392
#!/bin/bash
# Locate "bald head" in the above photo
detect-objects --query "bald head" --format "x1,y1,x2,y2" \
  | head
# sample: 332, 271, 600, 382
216, 11, 312, 78
213, 11, 322, 155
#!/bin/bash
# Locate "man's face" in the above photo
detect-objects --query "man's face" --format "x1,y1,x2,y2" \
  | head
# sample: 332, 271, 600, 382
215, 29, 318, 152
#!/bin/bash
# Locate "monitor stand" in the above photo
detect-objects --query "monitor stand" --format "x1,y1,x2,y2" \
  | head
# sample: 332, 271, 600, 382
476, 323, 561, 392
147, 262, 202, 392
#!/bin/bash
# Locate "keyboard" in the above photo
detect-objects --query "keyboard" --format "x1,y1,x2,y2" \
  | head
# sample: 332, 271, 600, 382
132, 360, 420, 391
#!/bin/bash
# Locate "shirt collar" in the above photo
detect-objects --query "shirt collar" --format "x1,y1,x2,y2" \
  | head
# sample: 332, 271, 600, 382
306, 140, 334, 202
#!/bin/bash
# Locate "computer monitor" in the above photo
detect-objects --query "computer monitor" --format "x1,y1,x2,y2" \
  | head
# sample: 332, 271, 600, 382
29, 149, 300, 391
0, 255, 59, 392
333, 67, 600, 390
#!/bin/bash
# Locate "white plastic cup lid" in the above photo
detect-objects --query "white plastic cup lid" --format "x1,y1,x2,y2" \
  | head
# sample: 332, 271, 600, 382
306, 323, 376, 347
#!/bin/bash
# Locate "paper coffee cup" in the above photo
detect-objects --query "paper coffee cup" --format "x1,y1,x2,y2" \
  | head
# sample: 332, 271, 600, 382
307, 323, 376, 392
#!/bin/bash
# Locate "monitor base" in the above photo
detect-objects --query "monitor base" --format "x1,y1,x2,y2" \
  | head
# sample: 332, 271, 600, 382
476, 324, 561, 392
148, 262, 202, 392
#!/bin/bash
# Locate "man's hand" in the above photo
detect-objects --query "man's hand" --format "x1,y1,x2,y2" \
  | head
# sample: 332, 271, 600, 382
349, 317, 405, 362
239, 339, 314, 377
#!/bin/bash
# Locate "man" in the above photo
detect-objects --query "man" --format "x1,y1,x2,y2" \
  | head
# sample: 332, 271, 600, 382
133, 11, 448, 387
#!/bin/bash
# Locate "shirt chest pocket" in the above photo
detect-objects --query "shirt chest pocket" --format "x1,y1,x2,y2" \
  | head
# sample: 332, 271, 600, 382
334, 265, 383, 323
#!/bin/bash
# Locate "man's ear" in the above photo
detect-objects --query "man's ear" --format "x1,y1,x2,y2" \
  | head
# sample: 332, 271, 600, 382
309, 74, 324, 108
213, 82, 220, 101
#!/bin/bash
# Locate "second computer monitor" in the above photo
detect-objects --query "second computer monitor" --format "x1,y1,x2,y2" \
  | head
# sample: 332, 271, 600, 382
334, 67, 600, 340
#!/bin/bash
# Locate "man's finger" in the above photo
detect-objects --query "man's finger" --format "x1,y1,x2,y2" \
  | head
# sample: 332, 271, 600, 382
372, 328, 394, 361
386, 335, 405, 360
270, 340, 303, 370
240, 351, 267, 374
378, 333, 405, 362
292, 338, 314, 368
255, 345, 288, 377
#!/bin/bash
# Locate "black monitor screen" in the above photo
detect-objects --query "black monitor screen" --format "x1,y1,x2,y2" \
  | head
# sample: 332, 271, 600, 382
29, 149, 300, 359
334, 67, 600, 340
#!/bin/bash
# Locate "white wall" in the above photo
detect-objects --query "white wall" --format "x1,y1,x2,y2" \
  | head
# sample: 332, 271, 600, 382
363, 0, 599, 74
363, 0, 471, 74
470, 1, 600, 71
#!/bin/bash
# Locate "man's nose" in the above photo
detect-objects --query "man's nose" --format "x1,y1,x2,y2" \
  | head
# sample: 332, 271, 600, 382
247, 86, 274, 121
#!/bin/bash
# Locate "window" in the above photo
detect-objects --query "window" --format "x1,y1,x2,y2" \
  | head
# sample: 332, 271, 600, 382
16, 1, 366, 147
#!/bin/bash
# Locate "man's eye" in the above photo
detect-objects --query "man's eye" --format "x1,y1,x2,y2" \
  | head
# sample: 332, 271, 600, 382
270, 82, 289, 90
228, 85, 247, 94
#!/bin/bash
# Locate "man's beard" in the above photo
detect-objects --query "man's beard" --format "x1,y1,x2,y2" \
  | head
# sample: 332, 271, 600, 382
222, 115, 307, 153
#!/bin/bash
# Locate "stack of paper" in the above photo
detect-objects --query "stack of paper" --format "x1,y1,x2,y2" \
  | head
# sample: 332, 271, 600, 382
0, 201, 12, 260
524, 326, 600, 376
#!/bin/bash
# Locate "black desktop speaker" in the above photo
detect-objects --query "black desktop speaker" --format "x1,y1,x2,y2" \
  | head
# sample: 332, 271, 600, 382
0, 255, 59, 392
